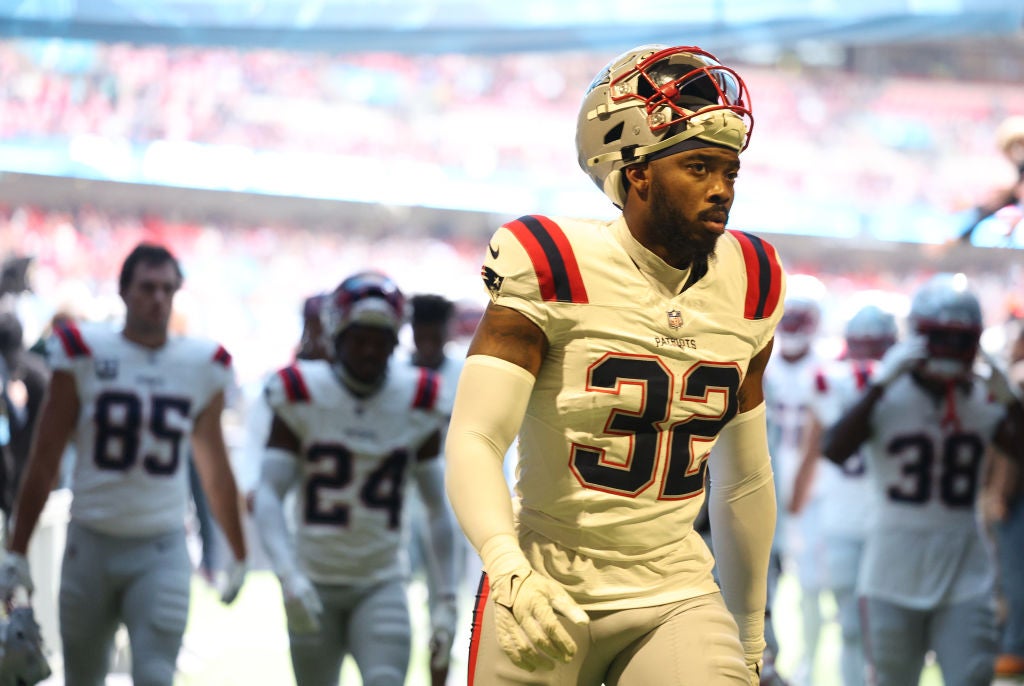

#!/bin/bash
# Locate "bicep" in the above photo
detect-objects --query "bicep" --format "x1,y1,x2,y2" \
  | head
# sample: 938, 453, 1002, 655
737, 337, 774, 413
466, 302, 547, 376
38, 370, 80, 439
265, 412, 302, 453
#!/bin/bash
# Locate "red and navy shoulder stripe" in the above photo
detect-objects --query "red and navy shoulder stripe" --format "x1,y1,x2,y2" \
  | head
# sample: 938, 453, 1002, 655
729, 230, 783, 321
502, 215, 588, 304
412, 368, 439, 410
53, 322, 91, 358
277, 365, 311, 403
212, 345, 232, 367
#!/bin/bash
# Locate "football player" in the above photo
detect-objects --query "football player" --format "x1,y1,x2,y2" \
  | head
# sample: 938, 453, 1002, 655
252, 271, 459, 686
0, 242, 248, 686
824, 274, 1024, 686
762, 276, 829, 686
445, 44, 785, 684
791, 303, 898, 686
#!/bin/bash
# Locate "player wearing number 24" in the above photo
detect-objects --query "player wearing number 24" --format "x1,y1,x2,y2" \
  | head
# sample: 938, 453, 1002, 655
445, 44, 786, 684
823, 274, 1024, 686
0, 243, 249, 686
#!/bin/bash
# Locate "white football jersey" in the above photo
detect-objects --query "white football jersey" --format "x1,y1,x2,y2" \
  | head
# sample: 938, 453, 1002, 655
264, 358, 444, 585
482, 214, 785, 609
811, 359, 876, 539
857, 374, 1005, 608
49, 321, 233, 537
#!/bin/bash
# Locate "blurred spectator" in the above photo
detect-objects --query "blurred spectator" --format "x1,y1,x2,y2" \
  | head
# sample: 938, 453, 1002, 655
958, 115, 1024, 246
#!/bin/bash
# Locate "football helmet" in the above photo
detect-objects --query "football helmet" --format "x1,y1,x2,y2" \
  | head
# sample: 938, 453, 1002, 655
576, 44, 753, 207
0, 606, 51, 686
776, 274, 825, 359
909, 274, 983, 380
844, 304, 898, 361
321, 271, 405, 341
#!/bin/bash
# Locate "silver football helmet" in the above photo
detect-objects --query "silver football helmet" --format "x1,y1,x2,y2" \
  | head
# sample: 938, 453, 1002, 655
321, 271, 406, 342
844, 304, 898, 361
0, 606, 51, 686
909, 274, 983, 380
576, 44, 753, 208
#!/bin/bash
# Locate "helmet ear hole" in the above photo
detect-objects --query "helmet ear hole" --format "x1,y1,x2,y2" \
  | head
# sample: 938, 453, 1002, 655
604, 122, 624, 145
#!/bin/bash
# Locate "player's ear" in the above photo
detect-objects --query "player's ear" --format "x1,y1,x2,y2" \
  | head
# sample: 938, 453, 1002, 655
623, 163, 650, 200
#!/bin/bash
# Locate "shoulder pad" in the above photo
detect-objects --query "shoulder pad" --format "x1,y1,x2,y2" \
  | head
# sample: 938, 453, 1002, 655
274, 364, 312, 403
499, 215, 589, 304
53, 322, 92, 358
727, 230, 783, 321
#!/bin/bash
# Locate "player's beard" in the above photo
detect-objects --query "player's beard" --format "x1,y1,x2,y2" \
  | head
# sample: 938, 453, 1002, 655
649, 176, 722, 269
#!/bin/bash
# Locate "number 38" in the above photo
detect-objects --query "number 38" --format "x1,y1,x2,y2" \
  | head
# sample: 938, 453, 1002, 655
570, 355, 740, 500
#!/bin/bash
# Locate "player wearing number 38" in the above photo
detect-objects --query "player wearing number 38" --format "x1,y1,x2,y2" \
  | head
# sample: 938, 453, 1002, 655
445, 44, 785, 685
0, 243, 249, 686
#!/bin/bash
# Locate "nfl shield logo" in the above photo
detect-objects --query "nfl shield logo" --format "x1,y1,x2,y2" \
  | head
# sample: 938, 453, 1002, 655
95, 358, 119, 380
667, 310, 683, 329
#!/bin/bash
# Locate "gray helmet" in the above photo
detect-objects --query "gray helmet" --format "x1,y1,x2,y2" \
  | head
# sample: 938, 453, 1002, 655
844, 304, 898, 361
0, 607, 51, 686
576, 44, 753, 208
909, 274, 983, 368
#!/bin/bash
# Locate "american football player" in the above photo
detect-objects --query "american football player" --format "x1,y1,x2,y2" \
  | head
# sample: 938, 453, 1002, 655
824, 274, 1024, 686
0, 243, 248, 686
252, 271, 459, 686
445, 44, 785, 684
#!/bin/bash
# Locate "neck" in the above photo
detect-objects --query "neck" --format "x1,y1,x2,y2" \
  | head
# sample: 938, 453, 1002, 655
334, 362, 386, 398
122, 326, 167, 349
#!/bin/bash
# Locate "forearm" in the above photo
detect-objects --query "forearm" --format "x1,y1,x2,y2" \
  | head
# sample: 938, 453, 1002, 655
7, 439, 64, 554
201, 460, 247, 561
822, 385, 881, 465
445, 355, 532, 557
252, 481, 298, 579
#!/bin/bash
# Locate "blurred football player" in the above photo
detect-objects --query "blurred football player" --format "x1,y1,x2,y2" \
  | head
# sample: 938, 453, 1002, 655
252, 271, 459, 686
824, 274, 1024, 686
445, 44, 785, 683
763, 274, 829, 685
0, 242, 248, 686
791, 303, 898, 686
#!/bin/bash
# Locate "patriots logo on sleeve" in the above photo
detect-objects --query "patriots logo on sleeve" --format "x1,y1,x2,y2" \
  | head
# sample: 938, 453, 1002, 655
482, 266, 504, 300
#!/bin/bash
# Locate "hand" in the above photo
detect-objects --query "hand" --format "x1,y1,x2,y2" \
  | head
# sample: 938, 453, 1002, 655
217, 557, 247, 605
0, 552, 33, 600
981, 350, 1023, 406
489, 566, 589, 671
281, 572, 323, 634
429, 596, 458, 671
871, 336, 928, 387
748, 660, 762, 686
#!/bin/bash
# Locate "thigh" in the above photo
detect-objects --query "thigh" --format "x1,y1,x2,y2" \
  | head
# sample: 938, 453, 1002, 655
120, 530, 192, 686
348, 579, 412, 686
59, 524, 119, 686
860, 597, 926, 686
289, 584, 347, 686
931, 595, 997, 686
605, 593, 747, 686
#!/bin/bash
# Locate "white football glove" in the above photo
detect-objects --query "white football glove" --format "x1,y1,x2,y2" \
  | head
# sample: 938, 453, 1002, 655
281, 572, 323, 635
0, 552, 33, 600
429, 596, 458, 671
981, 349, 1023, 406
871, 335, 928, 387
217, 557, 247, 605
482, 536, 589, 672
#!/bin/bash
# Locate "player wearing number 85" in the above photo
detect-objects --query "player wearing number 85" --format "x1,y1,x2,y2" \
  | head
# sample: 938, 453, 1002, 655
446, 43, 785, 684
252, 271, 459, 686
824, 274, 1024, 686
0, 242, 249, 686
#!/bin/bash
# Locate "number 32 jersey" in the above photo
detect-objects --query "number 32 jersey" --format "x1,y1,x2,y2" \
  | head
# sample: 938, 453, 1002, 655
49, 322, 234, 538
482, 214, 785, 609
264, 359, 444, 586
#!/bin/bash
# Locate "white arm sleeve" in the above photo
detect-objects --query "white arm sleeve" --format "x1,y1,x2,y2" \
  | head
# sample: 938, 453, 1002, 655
707, 402, 776, 664
252, 447, 301, 580
445, 354, 535, 559
415, 459, 459, 599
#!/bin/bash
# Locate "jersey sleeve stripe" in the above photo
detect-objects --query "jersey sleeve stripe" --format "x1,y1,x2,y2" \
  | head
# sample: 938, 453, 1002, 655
854, 362, 872, 390
212, 345, 232, 367
730, 230, 783, 320
54, 322, 92, 357
413, 368, 439, 410
278, 365, 311, 402
504, 215, 589, 304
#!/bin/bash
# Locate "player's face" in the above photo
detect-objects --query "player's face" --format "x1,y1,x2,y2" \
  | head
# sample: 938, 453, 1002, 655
121, 261, 180, 338
412, 321, 449, 369
647, 147, 739, 260
336, 324, 396, 383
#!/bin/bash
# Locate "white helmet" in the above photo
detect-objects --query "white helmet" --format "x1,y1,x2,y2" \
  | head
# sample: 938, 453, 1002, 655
909, 274, 983, 380
0, 606, 51, 686
576, 44, 753, 208
844, 304, 897, 361
321, 271, 406, 342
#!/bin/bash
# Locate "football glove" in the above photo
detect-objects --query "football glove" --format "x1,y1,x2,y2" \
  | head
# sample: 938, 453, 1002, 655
0, 552, 32, 601
871, 335, 928, 387
217, 557, 247, 605
281, 572, 323, 635
981, 349, 1023, 406
428, 596, 458, 670
481, 535, 589, 672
